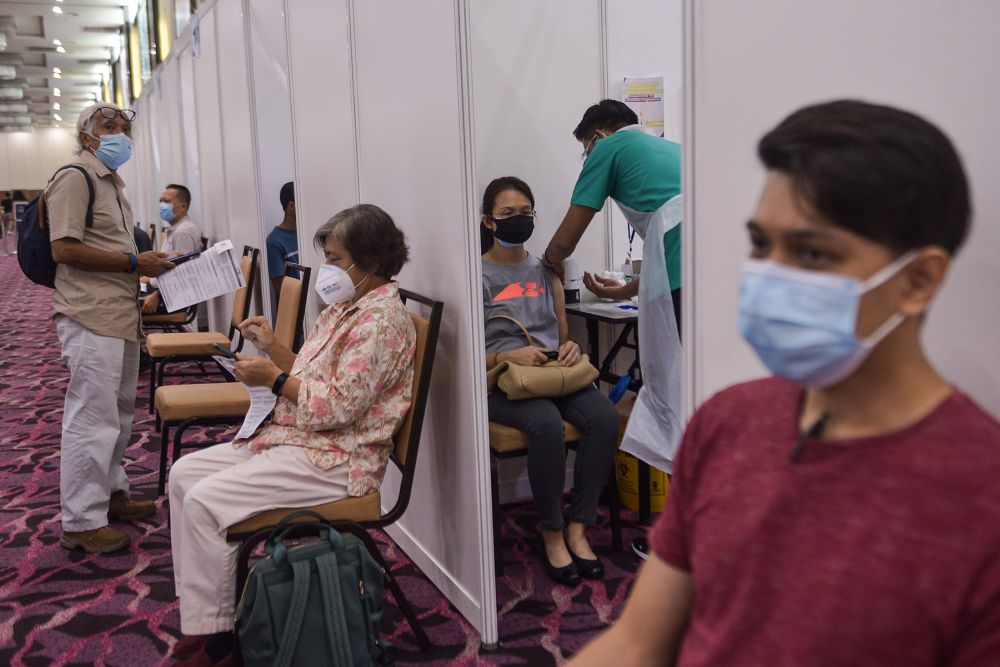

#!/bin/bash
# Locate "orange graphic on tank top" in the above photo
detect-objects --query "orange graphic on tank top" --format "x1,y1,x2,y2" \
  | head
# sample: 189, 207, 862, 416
493, 281, 545, 301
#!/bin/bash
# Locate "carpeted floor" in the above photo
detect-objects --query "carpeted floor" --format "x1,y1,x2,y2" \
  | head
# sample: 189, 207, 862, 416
0, 252, 644, 666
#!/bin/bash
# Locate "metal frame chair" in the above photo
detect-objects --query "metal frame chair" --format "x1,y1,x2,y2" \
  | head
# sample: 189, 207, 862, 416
224, 289, 443, 658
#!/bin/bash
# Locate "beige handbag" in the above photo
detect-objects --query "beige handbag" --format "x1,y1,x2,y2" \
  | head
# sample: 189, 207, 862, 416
486, 314, 599, 400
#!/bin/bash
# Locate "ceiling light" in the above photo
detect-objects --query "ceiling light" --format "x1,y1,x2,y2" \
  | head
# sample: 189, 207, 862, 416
53, 87, 61, 96
56, 0, 64, 3
53, 113, 62, 121
52, 6, 63, 14
56, 46, 66, 53
53, 67, 61, 73
52, 102, 60, 110
53, 73, 61, 79
53, 39, 62, 46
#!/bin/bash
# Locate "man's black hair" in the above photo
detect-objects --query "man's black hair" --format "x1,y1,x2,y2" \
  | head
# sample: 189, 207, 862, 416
166, 183, 191, 207
279, 182, 295, 212
758, 99, 971, 256
573, 100, 639, 142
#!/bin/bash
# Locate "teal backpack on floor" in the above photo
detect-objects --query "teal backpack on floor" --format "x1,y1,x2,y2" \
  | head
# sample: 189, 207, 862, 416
235, 511, 390, 667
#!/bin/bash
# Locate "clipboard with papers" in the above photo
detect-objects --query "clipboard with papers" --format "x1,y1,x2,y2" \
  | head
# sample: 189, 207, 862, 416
156, 240, 247, 313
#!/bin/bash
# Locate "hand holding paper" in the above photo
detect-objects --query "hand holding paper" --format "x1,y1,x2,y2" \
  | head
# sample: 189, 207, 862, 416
234, 354, 282, 388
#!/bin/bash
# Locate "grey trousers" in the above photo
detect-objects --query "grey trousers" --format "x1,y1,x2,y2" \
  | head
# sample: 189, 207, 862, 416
488, 384, 619, 531
56, 317, 140, 531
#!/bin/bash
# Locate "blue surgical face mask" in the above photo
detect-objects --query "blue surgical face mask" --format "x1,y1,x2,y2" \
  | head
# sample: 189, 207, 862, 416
738, 252, 916, 388
158, 202, 176, 223
89, 133, 132, 170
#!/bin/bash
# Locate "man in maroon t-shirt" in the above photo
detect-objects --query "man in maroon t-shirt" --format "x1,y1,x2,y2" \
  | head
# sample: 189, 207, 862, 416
570, 100, 1000, 666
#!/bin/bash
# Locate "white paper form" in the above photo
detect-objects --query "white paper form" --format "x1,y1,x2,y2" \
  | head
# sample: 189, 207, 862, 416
235, 385, 278, 441
211, 353, 276, 440
157, 240, 246, 313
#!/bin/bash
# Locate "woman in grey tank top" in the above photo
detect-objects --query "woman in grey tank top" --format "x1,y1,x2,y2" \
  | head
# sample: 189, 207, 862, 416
481, 177, 619, 586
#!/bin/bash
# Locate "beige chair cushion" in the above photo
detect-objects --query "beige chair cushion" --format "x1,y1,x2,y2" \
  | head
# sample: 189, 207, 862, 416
143, 311, 191, 324
489, 420, 582, 453
146, 331, 231, 357
155, 382, 251, 421
227, 493, 383, 535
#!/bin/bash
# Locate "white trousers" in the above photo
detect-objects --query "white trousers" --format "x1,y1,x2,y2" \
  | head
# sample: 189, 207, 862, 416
56, 317, 140, 531
168, 443, 349, 635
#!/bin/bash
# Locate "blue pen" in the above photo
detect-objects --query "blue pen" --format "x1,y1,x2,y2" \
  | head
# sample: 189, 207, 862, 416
617, 304, 638, 311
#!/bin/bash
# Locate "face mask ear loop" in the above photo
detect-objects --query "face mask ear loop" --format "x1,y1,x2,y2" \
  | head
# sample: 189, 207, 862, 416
860, 250, 919, 293
857, 251, 919, 347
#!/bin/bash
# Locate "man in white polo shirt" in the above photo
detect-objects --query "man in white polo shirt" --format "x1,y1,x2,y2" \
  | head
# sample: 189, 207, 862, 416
140, 183, 200, 314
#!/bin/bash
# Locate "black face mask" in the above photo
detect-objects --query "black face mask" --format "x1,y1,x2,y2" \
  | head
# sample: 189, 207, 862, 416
492, 215, 534, 246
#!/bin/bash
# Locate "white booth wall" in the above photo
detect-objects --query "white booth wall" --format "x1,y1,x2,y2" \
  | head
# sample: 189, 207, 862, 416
214, 0, 269, 322
472, 0, 681, 499
123, 0, 681, 646
0, 129, 77, 191
684, 0, 1000, 418
246, 0, 296, 317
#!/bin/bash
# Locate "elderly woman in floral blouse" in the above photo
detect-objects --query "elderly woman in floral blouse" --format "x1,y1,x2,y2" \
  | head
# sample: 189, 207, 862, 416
167, 204, 416, 665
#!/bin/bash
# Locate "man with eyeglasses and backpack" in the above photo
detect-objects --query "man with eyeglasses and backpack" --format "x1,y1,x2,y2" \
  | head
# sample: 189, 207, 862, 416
45, 102, 174, 554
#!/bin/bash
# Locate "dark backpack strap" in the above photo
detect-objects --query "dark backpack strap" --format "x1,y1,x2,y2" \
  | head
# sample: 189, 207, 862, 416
273, 559, 312, 667
44, 165, 95, 229
315, 551, 354, 666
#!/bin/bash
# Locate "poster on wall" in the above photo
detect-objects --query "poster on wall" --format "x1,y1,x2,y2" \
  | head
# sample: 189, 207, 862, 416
622, 76, 665, 137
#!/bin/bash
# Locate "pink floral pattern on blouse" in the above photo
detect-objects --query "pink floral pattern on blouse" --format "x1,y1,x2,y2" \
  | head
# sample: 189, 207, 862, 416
241, 282, 416, 496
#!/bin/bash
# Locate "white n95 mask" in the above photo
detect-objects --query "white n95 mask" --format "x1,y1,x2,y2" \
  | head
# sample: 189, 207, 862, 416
738, 251, 916, 388
315, 264, 358, 305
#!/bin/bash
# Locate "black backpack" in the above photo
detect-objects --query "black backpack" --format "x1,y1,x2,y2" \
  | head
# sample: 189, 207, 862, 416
17, 164, 94, 288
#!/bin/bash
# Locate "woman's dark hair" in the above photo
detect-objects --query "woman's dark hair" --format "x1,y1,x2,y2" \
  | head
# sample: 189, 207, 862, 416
573, 99, 639, 142
479, 176, 535, 254
758, 99, 971, 256
313, 204, 409, 279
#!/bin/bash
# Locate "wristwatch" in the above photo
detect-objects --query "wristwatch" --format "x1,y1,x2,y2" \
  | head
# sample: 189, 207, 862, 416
123, 252, 138, 274
271, 372, 290, 397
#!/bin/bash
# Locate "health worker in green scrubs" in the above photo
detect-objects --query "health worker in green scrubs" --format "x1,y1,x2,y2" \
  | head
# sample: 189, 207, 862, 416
541, 99, 683, 476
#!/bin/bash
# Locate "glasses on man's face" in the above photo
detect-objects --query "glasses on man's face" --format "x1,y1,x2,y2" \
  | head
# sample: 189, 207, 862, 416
491, 211, 536, 221
94, 107, 137, 123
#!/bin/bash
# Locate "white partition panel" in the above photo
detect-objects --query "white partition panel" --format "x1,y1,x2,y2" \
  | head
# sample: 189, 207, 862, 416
470, 0, 604, 272
154, 59, 188, 207
178, 47, 204, 235
192, 5, 233, 332
283, 0, 359, 332
605, 0, 682, 269
352, 0, 497, 643
246, 0, 296, 316
685, 0, 1000, 416
214, 0, 265, 319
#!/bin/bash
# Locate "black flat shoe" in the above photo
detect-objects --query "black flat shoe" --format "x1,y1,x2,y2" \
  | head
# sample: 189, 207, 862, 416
543, 553, 581, 586
565, 534, 604, 579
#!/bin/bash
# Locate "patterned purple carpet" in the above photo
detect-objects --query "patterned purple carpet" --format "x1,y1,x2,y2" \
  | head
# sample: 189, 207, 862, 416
0, 253, 644, 665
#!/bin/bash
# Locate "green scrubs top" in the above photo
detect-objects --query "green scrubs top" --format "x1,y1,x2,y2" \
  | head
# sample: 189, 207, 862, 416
571, 130, 682, 289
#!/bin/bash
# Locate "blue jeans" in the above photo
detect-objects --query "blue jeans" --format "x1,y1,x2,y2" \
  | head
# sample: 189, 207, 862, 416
488, 385, 619, 531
